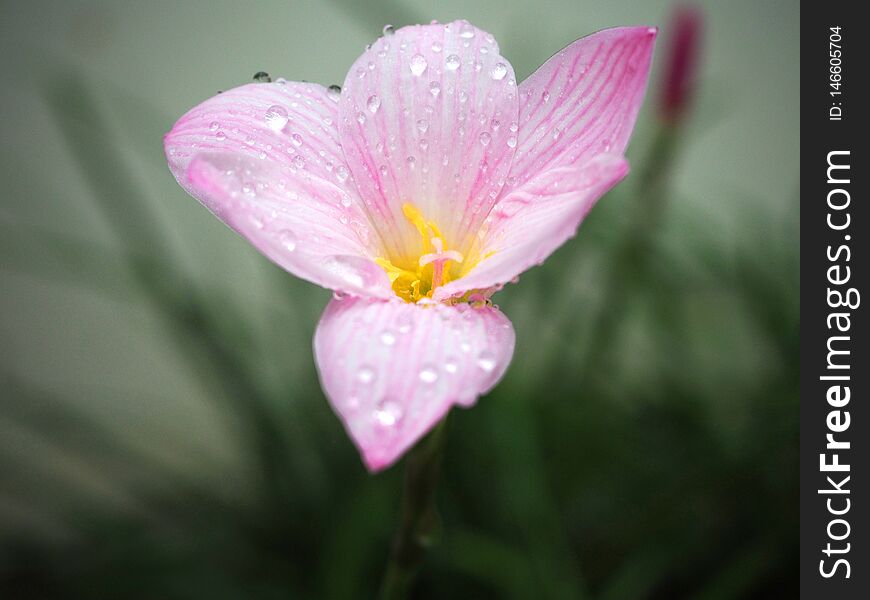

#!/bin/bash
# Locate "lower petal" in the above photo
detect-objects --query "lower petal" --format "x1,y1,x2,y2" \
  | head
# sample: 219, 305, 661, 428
314, 296, 515, 471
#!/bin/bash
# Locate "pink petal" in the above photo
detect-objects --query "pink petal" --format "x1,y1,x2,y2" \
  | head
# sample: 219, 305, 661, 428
165, 82, 392, 297
434, 155, 628, 300
508, 26, 656, 187
338, 20, 519, 260
314, 296, 515, 471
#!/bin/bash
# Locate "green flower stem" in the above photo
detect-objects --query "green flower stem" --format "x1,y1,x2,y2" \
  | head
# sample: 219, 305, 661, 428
379, 415, 451, 600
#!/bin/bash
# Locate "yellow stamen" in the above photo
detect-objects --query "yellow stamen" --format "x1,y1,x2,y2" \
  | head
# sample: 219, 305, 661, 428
376, 203, 469, 303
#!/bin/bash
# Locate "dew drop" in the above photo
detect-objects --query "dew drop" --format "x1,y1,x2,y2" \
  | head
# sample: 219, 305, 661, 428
429, 81, 441, 97
459, 22, 476, 39
382, 24, 395, 36
445, 54, 461, 71
419, 365, 438, 384
292, 155, 305, 168
367, 94, 381, 113
252, 71, 271, 83
335, 165, 349, 183
209, 121, 220, 132
380, 330, 396, 346
478, 131, 491, 146
444, 358, 459, 374
541, 90, 550, 103
278, 229, 297, 252
374, 400, 402, 427
357, 365, 376, 384
477, 350, 497, 373
356, 112, 366, 124
507, 136, 517, 148
416, 119, 429, 134
409, 54, 428, 76
264, 105, 289, 131
290, 132, 303, 147
431, 41, 442, 53
491, 62, 508, 81
327, 84, 342, 101
215, 131, 227, 141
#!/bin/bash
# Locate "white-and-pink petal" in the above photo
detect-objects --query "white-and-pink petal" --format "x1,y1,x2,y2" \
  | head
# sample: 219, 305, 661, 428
338, 20, 520, 261
164, 82, 393, 297
435, 155, 628, 300
509, 26, 656, 187
314, 296, 515, 471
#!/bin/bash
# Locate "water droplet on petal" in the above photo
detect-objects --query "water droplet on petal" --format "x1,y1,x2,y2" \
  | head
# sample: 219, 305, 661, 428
367, 94, 381, 113
374, 400, 402, 427
416, 119, 429, 134
507, 136, 517, 148
444, 358, 458, 374
209, 121, 220, 132
335, 165, 349, 183
419, 365, 438, 384
278, 229, 297, 252
478, 131, 491, 146
397, 314, 413, 334
264, 105, 289, 131
445, 54, 461, 71
290, 132, 303, 147
253, 71, 271, 83
491, 62, 508, 80
382, 24, 395, 36
477, 350, 497, 373
380, 330, 396, 346
459, 22, 476, 39
327, 84, 342, 101
358, 365, 376, 384
429, 81, 441, 97
431, 41, 442, 53
409, 54, 428, 76
215, 131, 226, 141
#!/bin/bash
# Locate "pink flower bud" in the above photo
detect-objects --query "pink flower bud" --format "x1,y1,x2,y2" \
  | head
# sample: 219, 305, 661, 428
660, 5, 703, 124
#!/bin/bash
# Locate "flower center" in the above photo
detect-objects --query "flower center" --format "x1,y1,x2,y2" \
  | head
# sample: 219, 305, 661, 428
375, 204, 465, 303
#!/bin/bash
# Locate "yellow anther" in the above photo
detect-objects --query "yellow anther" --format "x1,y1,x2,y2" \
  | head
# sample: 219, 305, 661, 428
377, 203, 473, 303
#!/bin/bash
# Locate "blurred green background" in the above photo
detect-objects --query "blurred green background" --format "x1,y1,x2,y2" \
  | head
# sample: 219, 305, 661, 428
0, 0, 798, 598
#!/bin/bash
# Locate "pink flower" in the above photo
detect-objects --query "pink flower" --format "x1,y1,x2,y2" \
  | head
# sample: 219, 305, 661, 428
164, 20, 656, 472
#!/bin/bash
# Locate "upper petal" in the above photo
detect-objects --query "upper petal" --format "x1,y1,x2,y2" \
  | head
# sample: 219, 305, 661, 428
434, 155, 628, 300
508, 26, 656, 187
314, 296, 515, 472
165, 82, 392, 297
338, 20, 520, 261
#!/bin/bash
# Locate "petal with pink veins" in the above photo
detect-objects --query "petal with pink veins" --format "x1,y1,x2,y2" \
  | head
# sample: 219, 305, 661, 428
165, 82, 392, 297
314, 296, 515, 471
435, 155, 628, 300
508, 26, 656, 188
339, 20, 519, 261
